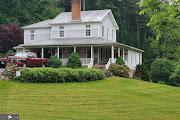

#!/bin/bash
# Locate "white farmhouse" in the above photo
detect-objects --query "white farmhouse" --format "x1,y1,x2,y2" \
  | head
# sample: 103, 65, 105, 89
15, 0, 144, 69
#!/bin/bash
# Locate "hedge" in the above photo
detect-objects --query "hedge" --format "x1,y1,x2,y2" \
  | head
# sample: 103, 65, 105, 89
109, 64, 130, 77
15, 68, 105, 83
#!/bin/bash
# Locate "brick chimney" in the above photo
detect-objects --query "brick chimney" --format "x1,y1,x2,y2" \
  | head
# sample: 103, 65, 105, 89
71, 0, 81, 21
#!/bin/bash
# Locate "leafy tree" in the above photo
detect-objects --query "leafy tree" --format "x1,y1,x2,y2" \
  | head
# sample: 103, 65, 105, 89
150, 58, 174, 83
140, 0, 180, 60
0, 24, 23, 52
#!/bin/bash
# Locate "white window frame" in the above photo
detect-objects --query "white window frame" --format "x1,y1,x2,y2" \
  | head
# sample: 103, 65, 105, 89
102, 26, 105, 38
107, 28, 109, 39
30, 30, 35, 40
59, 26, 64, 38
86, 25, 91, 37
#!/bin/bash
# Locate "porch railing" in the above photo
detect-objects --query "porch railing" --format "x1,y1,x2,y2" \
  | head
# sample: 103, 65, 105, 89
88, 58, 94, 68
105, 58, 117, 69
61, 58, 92, 67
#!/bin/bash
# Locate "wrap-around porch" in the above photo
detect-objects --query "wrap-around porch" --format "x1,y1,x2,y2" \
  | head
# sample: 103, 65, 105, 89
23, 45, 130, 69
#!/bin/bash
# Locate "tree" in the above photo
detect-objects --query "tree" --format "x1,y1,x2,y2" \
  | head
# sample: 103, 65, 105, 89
67, 52, 82, 68
140, 0, 180, 60
0, 24, 23, 52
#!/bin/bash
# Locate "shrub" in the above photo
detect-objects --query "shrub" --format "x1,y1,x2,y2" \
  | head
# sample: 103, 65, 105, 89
109, 64, 130, 77
16, 68, 105, 83
48, 56, 62, 68
102, 69, 113, 77
150, 58, 174, 83
116, 57, 125, 65
67, 52, 82, 68
170, 65, 180, 86
135, 64, 149, 81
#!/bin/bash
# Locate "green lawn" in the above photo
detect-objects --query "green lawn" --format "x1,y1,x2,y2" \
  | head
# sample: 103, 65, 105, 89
0, 77, 180, 120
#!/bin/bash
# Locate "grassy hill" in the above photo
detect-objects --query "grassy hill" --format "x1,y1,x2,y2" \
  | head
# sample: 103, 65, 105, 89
0, 77, 180, 120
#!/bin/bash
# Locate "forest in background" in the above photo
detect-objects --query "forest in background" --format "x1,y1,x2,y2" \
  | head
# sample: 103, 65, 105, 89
0, 0, 179, 85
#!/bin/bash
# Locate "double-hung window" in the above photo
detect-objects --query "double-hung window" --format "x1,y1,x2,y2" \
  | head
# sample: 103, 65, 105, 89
86, 25, 91, 37
30, 30, 35, 40
59, 26, 64, 38
102, 26, 104, 37
107, 28, 109, 38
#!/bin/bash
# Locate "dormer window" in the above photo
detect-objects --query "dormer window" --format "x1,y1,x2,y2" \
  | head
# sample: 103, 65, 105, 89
30, 30, 35, 40
86, 25, 91, 37
59, 26, 64, 37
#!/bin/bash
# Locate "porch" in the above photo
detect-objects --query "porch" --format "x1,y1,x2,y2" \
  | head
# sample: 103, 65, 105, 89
22, 45, 130, 69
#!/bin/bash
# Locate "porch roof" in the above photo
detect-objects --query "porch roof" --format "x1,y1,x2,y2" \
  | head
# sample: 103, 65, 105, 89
20, 38, 116, 46
14, 38, 144, 53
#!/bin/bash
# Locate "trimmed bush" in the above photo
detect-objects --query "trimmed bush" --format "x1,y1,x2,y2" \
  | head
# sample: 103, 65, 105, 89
170, 65, 180, 86
48, 56, 62, 68
135, 64, 149, 81
67, 52, 82, 68
116, 57, 125, 65
102, 69, 113, 77
109, 64, 130, 77
15, 68, 105, 83
150, 58, 174, 83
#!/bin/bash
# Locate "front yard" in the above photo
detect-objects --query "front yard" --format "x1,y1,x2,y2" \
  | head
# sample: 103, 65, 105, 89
0, 77, 180, 120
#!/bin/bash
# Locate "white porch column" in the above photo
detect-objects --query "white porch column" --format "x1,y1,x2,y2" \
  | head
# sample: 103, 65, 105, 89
118, 48, 120, 57
23, 48, 26, 53
98, 47, 100, 65
123, 48, 125, 61
111, 45, 114, 63
57, 47, 60, 58
91, 45, 94, 59
41, 47, 44, 58
74, 46, 76, 52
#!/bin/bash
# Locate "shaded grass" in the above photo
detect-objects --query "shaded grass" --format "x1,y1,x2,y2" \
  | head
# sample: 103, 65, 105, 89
0, 77, 180, 120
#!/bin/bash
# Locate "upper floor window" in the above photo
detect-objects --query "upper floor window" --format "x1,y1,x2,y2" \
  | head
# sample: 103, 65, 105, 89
30, 30, 35, 40
112, 30, 114, 40
107, 28, 109, 38
102, 26, 104, 37
59, 26, 64, 37
86, 25, 91, 37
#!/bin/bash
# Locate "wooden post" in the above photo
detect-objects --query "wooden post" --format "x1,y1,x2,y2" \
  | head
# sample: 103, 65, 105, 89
91, 46, 93, 59
41, 47, 44, 58
118, 48, 120, 57
57, 47, 60, 58
111, 45, 114, 63
74, 46, 76, 52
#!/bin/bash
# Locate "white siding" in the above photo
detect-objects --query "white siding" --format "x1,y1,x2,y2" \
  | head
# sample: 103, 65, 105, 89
102, 14, 116, 41
24, 28, 51, 44
51, 23, 101, 39
127, 50, 142, 69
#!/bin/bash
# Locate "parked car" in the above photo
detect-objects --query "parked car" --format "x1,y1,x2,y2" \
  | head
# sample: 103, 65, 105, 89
0, 52, 48, 67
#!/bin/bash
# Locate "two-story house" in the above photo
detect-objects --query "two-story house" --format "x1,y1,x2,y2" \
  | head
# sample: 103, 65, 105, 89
14, 0, 144, 69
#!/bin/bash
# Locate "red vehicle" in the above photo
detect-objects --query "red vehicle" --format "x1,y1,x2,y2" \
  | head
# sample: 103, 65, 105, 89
1, 52, 48, 67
